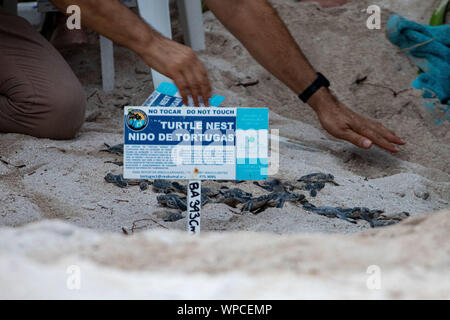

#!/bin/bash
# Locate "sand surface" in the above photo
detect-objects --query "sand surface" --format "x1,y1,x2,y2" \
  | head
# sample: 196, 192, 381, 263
1, 211, 449, 299
0, 0, 448, 299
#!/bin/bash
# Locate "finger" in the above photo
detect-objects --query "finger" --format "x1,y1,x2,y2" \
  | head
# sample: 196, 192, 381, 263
380, 126, 406, 145
384, 131, 406, 145
196, 62, 212, 106
341, 129, 373, 149
182, 69, 201, 106
361, 128, 400, 153
368, 121, 406, 145
173, 73, 190, 106
368, 123, 406, 146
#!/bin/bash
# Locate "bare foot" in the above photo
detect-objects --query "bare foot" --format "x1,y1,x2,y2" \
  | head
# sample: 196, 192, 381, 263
297, 0, 349, 8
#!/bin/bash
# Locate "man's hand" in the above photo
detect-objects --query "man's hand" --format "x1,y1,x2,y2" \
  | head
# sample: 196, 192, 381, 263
314, 99, 406, 153
140, 36, 211, 106
50, 0, 211, 106
206, 0, 406, 153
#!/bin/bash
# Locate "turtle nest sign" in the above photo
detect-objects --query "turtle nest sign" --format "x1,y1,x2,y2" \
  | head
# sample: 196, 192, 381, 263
123, 106, 269, 181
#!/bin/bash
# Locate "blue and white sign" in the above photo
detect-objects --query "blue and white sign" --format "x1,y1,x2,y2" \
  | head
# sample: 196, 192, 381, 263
123, 106, 268, 180
123, 83, 268, 181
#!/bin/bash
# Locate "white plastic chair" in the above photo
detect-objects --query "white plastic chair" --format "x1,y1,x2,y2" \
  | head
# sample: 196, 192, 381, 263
4, 0, 205, 92
138, 0, 206, 89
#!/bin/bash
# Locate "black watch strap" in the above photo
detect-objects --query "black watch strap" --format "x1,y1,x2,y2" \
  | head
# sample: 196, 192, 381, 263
298, 72, 330, 103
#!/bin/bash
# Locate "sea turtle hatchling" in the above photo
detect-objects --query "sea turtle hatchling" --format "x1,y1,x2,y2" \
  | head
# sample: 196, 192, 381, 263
104, 173, 128, 188
157, 193, 210, 211
334, 207, 405, 228
302, 203, 358, 224
157, 194, 187, 211
365, 211, 410, 227
102, 143, 124, 155
215, 188, 253, 208
201, 186, 220, 197
153, 179, 187, 194
152, 210, 184, 222
139, 181, 149, 191
254, 174, 339, 197
291, 172, 340, 197
243, 191, 305, 213
253, 178, 288, 192
297, 173, 339, 185
104, 173, 146, 188
163, 211, 184, 222
301, 203, 407, 228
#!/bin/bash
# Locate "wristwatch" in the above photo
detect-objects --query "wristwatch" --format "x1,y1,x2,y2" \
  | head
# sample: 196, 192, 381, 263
298, 72, 330, 103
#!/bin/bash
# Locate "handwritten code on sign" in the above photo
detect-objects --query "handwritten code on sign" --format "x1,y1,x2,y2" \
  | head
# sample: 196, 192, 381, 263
187, 180, 202, 234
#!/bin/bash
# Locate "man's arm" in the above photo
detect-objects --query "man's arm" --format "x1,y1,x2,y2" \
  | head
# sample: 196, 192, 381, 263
50, 0, 211, 106
205, 0, 405, 152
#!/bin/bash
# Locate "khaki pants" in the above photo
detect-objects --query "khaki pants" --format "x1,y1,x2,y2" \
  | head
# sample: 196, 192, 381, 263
0, 9, 85, 139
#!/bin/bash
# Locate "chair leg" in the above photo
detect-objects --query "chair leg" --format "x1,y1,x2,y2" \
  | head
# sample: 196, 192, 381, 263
137, 0, 172, 39
99, 35, 115, 92
136, 0, 173, 89
176, 0, 205, 51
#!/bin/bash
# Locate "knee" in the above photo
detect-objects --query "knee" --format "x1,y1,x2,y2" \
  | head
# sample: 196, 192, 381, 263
40, 80, 86, 140
1, 82, 86, 139
0, 15, 86, 140
14, 79, 87, 140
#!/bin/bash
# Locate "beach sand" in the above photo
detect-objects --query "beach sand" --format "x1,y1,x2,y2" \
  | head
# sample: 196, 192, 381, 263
1, 211, 449, 299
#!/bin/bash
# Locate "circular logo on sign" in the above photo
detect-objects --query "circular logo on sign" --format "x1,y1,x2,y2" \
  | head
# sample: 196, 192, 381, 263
126, 109, 148, 131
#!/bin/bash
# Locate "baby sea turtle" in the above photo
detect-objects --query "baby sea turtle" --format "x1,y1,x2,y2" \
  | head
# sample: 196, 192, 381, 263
368, 211, 410, 227
157, 194, 187, 211
215, 188, 253, 208
302, 203, 358, 224
253, 178, 289, 192
242, 194, 273, 213
243, 191, 305, 213
104, 173, 128, 188
104, 172, 146, 188
254, 174, 339, 198
301, 203, 404, 228
157, 193, 209, 211
153, 179, 187, 194
291, 172, 340, 197
152, 210, 184, 222
298, 173, 339, 185
163, 211, 184, 222
102, 143, 124, 155
201, 186, 220, 197
339, 207, 405, 228
343, 207, 383, 220
139, 181, 149, 191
